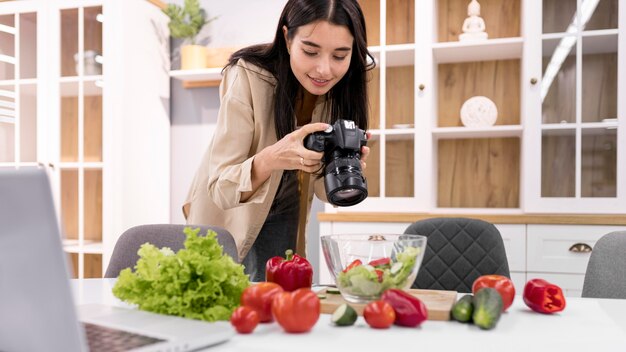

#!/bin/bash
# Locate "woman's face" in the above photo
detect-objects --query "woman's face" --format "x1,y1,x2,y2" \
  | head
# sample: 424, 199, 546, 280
284, 20, 353, 96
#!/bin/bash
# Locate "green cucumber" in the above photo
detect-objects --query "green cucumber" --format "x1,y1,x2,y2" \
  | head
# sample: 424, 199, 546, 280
472, 287, 503, 330
451, 294, 474, 322
326, 287, 341, 294
332, 304, 358, 326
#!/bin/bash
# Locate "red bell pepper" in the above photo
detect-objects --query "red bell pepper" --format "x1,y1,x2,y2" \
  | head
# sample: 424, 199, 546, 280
266, 249, 313, 291
523, 278, 566, 314
271, 288, 320, 333
381, 288, 428, 327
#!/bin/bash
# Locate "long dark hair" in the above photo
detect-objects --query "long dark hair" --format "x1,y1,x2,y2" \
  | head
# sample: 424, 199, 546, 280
227, 0, 375, 140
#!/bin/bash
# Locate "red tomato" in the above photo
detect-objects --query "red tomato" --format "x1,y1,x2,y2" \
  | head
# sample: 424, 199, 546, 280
368, 257, 391, 267
230, 306, 259, 334
240, 282, 284, 322
363, 300, 395, 329
472, 275, 516, 312
271, 288, 320, 333
343, 259, 363, 273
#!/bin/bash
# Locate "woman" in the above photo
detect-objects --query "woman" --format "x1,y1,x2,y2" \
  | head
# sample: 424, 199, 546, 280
183, 0, 375, 281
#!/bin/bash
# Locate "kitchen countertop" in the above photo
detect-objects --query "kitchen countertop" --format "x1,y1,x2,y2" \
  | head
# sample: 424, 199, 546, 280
72, 279, 626, 351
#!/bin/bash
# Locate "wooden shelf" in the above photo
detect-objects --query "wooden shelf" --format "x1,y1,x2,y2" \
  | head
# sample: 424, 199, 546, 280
170, 67, 223, 88
432, 125, 523, 139
0, 116, 14, 124
63, 239, 103, 254
432, 37, 523, 63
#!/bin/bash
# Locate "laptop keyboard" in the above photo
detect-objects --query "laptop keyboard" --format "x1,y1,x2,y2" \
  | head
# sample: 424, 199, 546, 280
83, 322, 165, 352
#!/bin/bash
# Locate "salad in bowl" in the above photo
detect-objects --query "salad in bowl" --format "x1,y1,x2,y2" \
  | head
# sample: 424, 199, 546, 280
321, 234, 427, 303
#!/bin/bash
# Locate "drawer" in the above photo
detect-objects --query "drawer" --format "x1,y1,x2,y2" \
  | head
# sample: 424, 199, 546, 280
527, 225, 626, 274
495, 224, 526, 272
526, 272, 585, 298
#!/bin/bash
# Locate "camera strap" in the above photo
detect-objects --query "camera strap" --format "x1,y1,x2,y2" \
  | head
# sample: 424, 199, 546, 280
295, 170, 310, 258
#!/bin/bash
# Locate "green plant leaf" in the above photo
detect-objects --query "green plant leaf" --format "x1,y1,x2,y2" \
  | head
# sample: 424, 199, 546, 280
162, 0, 217, 44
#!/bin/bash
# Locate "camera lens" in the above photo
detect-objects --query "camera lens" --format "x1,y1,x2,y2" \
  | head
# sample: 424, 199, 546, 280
338, 188, 360, 197
332, 188, 365, 206
324, 156, 367, 206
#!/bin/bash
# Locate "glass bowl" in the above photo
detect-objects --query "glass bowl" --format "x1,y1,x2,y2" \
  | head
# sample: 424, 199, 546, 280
320, 234, 427, 303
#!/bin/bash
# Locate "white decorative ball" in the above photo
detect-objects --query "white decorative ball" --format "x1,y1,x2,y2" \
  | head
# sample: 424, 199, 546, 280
460, 96, 498, 127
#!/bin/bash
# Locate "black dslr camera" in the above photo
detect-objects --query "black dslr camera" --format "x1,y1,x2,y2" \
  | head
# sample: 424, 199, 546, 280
303, 119, 368, 207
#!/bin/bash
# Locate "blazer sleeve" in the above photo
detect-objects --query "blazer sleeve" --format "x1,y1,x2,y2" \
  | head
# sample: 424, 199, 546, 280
205, 65, 273, 210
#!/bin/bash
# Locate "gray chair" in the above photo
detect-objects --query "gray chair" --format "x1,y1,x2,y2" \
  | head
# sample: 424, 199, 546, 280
582, 231, 626, 299
404, 217, 510, 293
104, 224, 238, 278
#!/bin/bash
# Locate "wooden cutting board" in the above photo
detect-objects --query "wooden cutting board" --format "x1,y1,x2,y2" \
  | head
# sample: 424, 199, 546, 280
319, 289, 457, 321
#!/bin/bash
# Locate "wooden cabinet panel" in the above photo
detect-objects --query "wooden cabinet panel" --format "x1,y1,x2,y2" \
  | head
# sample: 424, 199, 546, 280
438, 137, 520, 208
386, 0, 414, 44
437, 60, 520, 127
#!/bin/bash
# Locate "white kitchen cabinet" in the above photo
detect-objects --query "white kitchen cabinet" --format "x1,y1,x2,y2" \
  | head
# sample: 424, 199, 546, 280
316, 0, 624, 215
0, 0, 170, 278
526, 225, 626, 274
524, 0, 626, 213
316, 0, 625, 297
319, 220, 626, 296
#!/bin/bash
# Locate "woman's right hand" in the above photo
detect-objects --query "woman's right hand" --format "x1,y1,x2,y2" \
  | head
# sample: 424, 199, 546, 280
257, 122, 329, 174
242, 123, 329, 203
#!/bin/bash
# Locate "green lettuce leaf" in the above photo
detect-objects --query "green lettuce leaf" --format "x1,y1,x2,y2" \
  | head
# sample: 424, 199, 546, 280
112, 227, 249, 322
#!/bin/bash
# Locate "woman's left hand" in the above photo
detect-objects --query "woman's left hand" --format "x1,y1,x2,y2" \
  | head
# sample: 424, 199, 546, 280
360, 132, 371, 171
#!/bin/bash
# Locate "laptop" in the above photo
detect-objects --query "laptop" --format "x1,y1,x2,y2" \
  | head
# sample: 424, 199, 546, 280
0, 167, 234, 352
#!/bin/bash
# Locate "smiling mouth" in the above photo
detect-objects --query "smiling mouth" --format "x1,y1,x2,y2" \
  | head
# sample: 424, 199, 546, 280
308, 75, 330, 84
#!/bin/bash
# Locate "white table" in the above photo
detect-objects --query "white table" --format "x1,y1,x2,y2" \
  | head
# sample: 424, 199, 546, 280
72, 279, 626, 351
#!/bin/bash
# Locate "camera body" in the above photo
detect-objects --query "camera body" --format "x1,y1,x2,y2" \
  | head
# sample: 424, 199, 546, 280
303, 119, 368, 206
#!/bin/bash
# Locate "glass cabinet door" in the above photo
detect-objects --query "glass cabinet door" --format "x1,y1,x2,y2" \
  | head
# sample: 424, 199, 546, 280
57, 4, 104, 278
0, 10, 38, 166
530, 0, 623, 211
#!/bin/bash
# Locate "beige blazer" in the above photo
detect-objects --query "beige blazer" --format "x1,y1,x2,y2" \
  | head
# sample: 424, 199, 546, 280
183, 60, 328, 261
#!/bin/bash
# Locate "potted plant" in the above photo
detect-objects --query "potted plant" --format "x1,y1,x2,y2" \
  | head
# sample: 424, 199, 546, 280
163, 0, 217, 70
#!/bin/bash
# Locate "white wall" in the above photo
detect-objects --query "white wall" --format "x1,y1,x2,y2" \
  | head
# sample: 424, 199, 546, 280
169, 0, 287, 225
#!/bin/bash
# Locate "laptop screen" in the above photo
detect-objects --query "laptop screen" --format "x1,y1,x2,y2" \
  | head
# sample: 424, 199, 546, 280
0, 167, 86, 352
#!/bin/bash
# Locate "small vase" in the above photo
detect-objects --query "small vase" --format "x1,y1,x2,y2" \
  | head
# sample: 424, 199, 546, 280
181, 45, 208, 70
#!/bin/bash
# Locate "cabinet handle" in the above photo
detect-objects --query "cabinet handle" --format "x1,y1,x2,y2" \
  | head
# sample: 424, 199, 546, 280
569, 243, 592, 253
530, 78, 538, 85
418, 84, 425, 91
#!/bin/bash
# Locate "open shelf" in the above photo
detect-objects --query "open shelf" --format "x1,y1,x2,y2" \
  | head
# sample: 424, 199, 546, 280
170, 67, 223, 88
432, 37, 523, 64
63, 239, 103, 254
432, 125, 523, 139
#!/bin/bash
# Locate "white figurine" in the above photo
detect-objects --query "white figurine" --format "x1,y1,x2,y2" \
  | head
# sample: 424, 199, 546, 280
459, 0, 488, 42
460, 96, 498, 127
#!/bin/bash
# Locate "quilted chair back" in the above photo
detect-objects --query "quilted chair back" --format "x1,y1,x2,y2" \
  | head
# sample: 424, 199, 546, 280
404, 217, 510, 293
582, 231, 626, 299
104, 224, 238, 278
